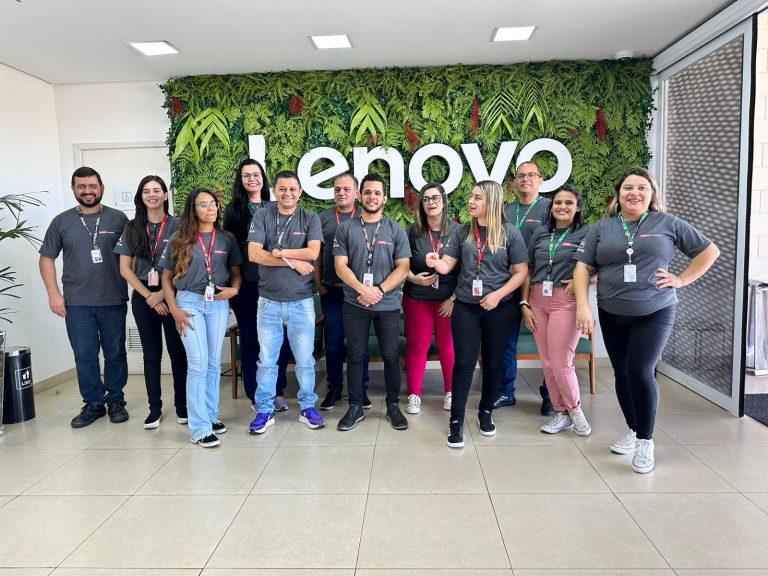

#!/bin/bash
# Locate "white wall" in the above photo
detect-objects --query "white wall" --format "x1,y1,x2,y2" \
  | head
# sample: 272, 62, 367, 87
0, 63, 71, 382
750, 12, 768, 281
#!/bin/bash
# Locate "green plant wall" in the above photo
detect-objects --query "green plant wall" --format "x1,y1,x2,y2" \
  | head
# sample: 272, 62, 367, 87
161, 60, 653, 224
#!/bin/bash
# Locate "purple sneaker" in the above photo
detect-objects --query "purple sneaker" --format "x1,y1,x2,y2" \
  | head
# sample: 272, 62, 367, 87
248, 412, 274, 435
299, 407, 325, 429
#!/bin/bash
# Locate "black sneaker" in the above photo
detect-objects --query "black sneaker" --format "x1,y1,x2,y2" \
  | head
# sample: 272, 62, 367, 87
196, 433, 220, 448
108, 403, 129, 424
493, 394, 517, 408
362, 392, 373, 410
477, 410, 497, 436
386, 403, 408, 430
320, 390, 343, 411
540, 396, 556, 417
176, 406, 188, 424
447, 419, 465, 448
337, 404, 365, 431
71, 403, 106, 429
212, 420, 227, 434
143, 410, 162, 430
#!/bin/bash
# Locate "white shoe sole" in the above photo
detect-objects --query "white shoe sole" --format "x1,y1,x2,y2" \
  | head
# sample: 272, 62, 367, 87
143, 416, 161, 430
405, 405, 421, 414
249, 418, 274, 435
299, 415, 325, 429
610, 443, 635, 455
213, 425, 227, 434
197, 439, 220, 448
632, 461, 655, 474
477, 419, 497, 436
573, 425, 592, 437
337, 414, 365, 431
176, 417, 188, 424
540, 425, 568, 434
447, 438, 465, 448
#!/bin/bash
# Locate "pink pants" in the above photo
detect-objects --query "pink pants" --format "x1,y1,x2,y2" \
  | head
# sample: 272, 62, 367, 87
529, 283, 581, 413
403, 294, 454, 395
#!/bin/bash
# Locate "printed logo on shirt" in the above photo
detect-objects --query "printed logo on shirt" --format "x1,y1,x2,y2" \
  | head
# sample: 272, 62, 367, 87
214, 250, 228, 255
377, 240, 392, 246
292, 231, 306, 236
562, 242, 573, 247
525, 218, 541, 223
576, 240, 586, 252
98, 231, 116, 235
639, 234, 662, 238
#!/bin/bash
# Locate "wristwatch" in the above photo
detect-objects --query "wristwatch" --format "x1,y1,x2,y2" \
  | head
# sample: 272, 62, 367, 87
519, 300, 531, 309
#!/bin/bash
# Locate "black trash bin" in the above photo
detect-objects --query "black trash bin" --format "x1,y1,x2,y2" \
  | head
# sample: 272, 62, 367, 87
3, 346, 35, 424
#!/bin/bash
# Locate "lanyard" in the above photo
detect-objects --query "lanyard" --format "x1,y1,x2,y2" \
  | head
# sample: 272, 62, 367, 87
196, 229, 216, 283
275, 210, 296, 248
335, 207, 357, 225
361, 217, 383, 273
618, 211, 649, 263
77, 207, 102, 249
146, 216, 168, 260
427, 228, 443, 253
474, 228, 487, 278
514, 196, 541, 229
546, 228, 570, 279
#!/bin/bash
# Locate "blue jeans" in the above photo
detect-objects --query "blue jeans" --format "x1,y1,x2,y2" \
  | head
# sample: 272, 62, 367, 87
64, 304, 128, 406
176, 291, 229, 442
320, 285, 369, 395
500, 316, 522, 397
256, 297, 318, 413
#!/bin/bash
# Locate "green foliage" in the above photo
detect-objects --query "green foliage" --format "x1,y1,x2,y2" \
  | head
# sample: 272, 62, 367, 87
161, 60, 653, 223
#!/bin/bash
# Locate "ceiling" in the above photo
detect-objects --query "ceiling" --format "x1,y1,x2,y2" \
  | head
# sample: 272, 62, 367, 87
0, 0, 735, 84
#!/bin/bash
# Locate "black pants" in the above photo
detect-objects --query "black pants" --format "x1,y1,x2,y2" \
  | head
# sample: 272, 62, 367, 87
450, 298, 517, 422
343, 303, 401, 405
598, 305, 676, 440
131, 288, 187, 412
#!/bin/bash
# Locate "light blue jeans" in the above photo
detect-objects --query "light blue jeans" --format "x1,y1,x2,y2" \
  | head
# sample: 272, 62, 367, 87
255, 296, 318, 413
176, 291, 229, 442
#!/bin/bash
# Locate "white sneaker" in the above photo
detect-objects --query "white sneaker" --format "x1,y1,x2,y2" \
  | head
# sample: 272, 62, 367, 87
610, 429, 637, 455
632, 438, 655, 474
540, 412, 572, 434
443, 392, 452, 411
405, 394, 421, 414
570, 409, 592, 437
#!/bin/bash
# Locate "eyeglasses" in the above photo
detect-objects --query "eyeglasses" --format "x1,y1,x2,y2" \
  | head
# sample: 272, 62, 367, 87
195, 201, 218, 209
422, 195, 443, 205
242, 173, 262, 181
516, 172, 541, 181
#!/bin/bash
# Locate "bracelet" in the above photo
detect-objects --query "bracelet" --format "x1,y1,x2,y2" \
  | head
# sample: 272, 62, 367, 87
376, 283, 386, 294
519, 300, 531, 309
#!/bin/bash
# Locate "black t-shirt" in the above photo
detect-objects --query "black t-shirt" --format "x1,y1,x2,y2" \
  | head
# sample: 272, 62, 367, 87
403, 223, 458, 302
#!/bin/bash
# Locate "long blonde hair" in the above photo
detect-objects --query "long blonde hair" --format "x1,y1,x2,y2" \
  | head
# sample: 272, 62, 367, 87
607, 167, 665, 216
467, 180, 507, 253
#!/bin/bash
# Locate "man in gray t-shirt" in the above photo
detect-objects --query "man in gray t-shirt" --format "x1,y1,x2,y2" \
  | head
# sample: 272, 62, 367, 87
39, 167, 129, 428
333, 173, 411, 432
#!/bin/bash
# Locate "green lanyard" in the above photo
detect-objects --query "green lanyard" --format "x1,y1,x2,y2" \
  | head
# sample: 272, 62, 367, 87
546, 228, 570, 279
618, 211, 649, 263
514, 195, 541, 229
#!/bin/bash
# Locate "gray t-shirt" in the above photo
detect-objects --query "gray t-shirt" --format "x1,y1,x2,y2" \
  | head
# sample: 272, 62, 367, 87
319, 206, 360, 286
114, 215, 179, 283
333, 214, 411, 311
528, 224, 590, 285
443, 222, 528, 304
574, 211, 712, 316
248, 204, 323, 302
241, 200, 271, 284
39, 206, 128, 307
403, 223, 459, 302
159, 228, 242, 294
504, 196, 552, 246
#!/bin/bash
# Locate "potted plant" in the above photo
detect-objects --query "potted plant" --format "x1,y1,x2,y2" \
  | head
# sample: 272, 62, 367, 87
0, 192, 44, 435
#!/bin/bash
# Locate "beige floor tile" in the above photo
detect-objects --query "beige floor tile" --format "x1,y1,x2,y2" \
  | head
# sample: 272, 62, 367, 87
579, 444, 735, 493
23, 392, 83, 424
198, 413, 295, 448
376, 405, 473, 446
280, 406, 380, 447
138, 446, 273, 495
745, 493, 768, 514
202, 570, 354, 576
514, 571, 675, 576
208, 494, 366, 568
25, 449, 176, 496
0, 411, 116, 450
62, 495, 245, 568
477, 445, 609, 494
0, 450, 81, 495
567, 410, 676, 447
52, 570, 200, 575
684, 444, 768, 492
357, 494, 509, 569
655, 378, 723, 414
0, 495, 126, 567
0, 497, 12, 508
369, 445, 486, 494
492, 494, 666, 569
252, 445, 372, 494
356, 571, 513, 576
655, 412, 768, 444
0, 569, 54, 576
89, 415, 191, 449
674, 571, 768, 576
618, 493, 768, 569
465, 413, 576, 446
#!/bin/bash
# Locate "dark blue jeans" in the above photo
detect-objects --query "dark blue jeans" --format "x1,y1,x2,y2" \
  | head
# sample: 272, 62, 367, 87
230, 281, 290, 403
320, 285, 369, 395
64, 304, 128, 406
501, 315, 550, 400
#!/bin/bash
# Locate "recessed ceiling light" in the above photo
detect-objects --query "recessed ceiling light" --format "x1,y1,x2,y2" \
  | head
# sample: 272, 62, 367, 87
492, 26, 536, 42
310, 34, 352, 49
129, 41, 179, 56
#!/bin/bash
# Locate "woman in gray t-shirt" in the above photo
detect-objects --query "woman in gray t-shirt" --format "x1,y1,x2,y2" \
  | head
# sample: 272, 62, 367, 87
573, 167, 719, 474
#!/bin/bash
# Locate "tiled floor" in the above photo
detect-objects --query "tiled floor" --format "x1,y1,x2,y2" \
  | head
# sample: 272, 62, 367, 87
2, 367, 768, 575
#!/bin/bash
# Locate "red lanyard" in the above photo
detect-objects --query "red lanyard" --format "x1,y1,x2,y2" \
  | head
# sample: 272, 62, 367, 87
474, 228, 487, 277
427, 228, 442, 253
335, 207, 357, 225
146, 216, 168, 258
196, 229, 216, 281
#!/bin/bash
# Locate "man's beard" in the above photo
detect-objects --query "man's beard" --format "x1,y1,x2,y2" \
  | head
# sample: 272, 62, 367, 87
76, 193, 102, 207
361, 203, 382, 215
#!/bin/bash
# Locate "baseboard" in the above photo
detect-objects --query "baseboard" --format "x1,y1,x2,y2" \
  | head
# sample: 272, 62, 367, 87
34, 368, 77, 395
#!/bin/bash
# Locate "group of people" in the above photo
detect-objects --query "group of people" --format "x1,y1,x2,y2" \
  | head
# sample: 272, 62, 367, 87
39, 160, 719, 474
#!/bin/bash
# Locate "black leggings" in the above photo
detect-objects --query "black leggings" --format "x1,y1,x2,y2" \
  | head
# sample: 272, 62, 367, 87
450, 298, 518, 422
598, 305, 676, 440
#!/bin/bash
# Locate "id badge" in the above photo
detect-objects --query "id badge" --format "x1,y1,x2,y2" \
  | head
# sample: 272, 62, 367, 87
624, 264, 637, 283
432, 276, 439, 290
204, 284, 215, 302
147, 269, 159, 287
363, 273, 374, 287
90, 248, 103, 264
542, 280, 554, 297
472, 278, 483, 296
